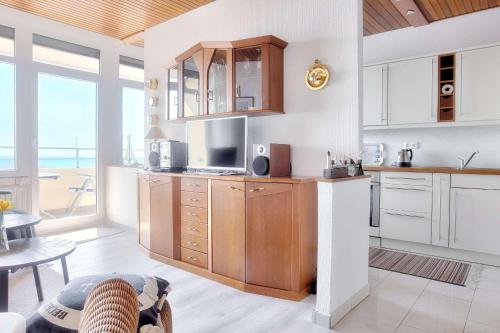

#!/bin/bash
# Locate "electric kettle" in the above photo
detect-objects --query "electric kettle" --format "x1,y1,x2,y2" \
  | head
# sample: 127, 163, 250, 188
395, 149, 413, 167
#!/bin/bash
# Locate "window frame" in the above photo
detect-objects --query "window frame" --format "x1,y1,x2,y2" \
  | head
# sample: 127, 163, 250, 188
0, 56, 17, 173
119, 77, 145, 166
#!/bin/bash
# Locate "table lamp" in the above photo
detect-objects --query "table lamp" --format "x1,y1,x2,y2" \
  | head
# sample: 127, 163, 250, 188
145, 115, 166, 170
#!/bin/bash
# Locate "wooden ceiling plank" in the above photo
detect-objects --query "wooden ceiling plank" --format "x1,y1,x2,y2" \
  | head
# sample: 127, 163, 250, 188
438, 0, 454, 17
363, 18, 382, 34
428, 0, 447, 19
364, 1, 397, 31
446, 0, 460, 15
471, 0, 482, 10
452, 0, 467, 14
480, 0, 490, 9
416, 0, 439, 20
367, 0, 410, 28
364, 12, 388, 32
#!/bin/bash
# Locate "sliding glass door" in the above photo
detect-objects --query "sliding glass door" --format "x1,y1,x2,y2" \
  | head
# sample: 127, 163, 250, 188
37, 73, 97, 220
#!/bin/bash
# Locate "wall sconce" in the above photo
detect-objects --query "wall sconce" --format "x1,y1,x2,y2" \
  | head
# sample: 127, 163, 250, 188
305, 59, 330, 90
145, 78, 158, 90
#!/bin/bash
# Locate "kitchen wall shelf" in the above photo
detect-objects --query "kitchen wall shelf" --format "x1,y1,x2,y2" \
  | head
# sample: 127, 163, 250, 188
438, 54, 456, 122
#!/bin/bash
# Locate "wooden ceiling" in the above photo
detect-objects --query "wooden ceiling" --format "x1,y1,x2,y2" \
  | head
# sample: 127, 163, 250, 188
0, 0, 212, 45
364, 0, 500, 36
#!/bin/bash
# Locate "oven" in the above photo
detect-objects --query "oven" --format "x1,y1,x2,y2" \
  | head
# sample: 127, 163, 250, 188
366, 171, 381, 236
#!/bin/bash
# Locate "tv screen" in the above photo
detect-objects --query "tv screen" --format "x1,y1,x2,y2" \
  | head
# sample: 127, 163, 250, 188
187, 117, 247, 170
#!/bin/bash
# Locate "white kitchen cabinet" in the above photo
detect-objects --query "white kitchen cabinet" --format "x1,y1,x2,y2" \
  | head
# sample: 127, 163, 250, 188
457, 46, 500, 122
450, 188, 500, 255
380, 209, 431, 244
431, 174, 450, 247
363, 64, 387, 127
387, 57, 438, 125
381, 184, 432, 213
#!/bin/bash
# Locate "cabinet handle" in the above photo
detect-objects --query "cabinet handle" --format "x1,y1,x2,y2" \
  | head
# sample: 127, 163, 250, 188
150, 179, 161, 183
454, 191, 459, 243
187, 241, 198, 247
249, 187, 265, 193
385, 177, 427, 181
188, 198, 199, 202
385, 186, 428, 192
187, 256, 198, 261
228, 186, 242, 191
190, 212, 198, 217
189, 183, 200, 187
236, 85, 241, 97
188, 227, 199, 232
385, 211, 426, 219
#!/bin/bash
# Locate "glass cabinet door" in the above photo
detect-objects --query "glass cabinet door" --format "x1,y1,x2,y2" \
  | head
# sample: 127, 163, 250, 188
166, 65, 178, 120
235, 46, 262, 111
207, 50, 229, 114
183, 55, 202, 117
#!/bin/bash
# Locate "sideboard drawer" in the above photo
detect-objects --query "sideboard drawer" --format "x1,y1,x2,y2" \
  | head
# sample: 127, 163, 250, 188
181, 191, 208, 208
181, 177, 208, 193
181, 220, 208, 238
181, 247, 208, 269
181, 205, 208, 223
181, 233, 208, 253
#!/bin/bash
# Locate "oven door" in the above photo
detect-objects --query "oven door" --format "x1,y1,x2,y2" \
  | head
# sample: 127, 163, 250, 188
370, 183, 380, 227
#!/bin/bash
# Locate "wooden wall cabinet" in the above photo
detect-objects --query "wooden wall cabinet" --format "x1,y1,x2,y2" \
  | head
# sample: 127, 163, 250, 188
170, 35, 287, 121
138, 173, 180, 259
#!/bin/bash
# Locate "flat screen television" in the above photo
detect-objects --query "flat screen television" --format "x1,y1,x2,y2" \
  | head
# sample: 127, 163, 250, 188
186, 116, 247, 171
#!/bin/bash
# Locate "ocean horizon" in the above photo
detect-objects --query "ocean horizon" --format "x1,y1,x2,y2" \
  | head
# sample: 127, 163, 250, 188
0, 157, 96, 169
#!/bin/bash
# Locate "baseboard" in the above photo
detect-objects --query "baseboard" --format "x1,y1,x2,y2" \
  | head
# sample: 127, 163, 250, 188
312, 284, 369, 329
381, 238, 500, 267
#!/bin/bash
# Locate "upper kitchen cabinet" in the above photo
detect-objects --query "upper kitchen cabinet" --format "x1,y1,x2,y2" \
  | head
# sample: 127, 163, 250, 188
181, 51, 204, 118
457, 46, 500, 122
363, 64, 388, 127
166, 65, 179, 120
171, 36, 287, 121
387, 57, 438, 125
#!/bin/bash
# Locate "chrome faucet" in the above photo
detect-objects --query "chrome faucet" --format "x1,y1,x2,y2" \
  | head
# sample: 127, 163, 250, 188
458, 150, 479, 169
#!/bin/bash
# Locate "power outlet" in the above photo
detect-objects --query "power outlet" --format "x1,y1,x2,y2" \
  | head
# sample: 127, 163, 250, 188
403, 142, 420, 149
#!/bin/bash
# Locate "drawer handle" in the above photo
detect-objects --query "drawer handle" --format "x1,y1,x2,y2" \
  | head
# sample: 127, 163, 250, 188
386, 176, 427, 180
188, 198, 199, 202
249, 187, 265, 193
189, 213, 198, 217
385, 186, 428, 192
188, 227, 199, 232
187, 241, 199, 247
385, 212, 426, 219
187, 256, 198, 261
150, 179, 161, 183
189, 183, 200, 187
229, 186, 242, 191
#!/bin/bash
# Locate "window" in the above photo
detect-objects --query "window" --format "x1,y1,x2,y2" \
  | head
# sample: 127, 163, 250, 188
122, 87, 145, 165
0, 25, 14, 57
33, 34, 100, 73
119, 55, 144, 82
38, 73, 98, 219
0, 62, 15, 170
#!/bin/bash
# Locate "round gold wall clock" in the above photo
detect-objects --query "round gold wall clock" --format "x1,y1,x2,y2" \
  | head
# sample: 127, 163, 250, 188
305, 59, 330, 90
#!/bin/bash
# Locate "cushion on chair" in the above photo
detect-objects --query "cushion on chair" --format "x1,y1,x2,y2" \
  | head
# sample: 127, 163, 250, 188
26, 274, 170, 333
0, 313, 26, 333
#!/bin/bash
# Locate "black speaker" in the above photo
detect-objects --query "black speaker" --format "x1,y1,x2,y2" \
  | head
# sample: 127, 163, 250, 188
252, 144, 291, 177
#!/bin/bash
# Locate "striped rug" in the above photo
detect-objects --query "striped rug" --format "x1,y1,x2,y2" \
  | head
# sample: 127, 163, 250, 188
369, 248, 471, 286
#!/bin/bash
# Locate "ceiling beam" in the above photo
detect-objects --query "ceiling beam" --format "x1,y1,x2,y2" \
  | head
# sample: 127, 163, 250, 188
121, 31, 145, 45
390, 0, 429, 27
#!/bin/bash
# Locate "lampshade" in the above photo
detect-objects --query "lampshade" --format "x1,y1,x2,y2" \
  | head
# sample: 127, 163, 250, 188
145, 126, 166, 140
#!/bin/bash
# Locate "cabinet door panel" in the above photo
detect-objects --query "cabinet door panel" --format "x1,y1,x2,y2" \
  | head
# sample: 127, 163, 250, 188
150, 176, 176, 258
388, 57, 437, 125
246, 186, 293, 290
450, 188, 500, 255
431, 174, 450, 247
138, 174, 151, 250
458, 46, 500, 121
363, 64, 387, 126
211, 180, 246, 281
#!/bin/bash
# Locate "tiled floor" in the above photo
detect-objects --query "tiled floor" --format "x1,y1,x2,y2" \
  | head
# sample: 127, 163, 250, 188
335, 264, 500, 333
8, 230, 500, 332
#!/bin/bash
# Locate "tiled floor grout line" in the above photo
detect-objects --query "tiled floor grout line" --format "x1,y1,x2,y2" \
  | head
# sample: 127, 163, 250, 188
462, 285, 478, 333
392, 278, 431, 333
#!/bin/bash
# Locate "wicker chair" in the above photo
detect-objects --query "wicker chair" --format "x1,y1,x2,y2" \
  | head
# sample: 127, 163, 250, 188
79, 278, 172, 333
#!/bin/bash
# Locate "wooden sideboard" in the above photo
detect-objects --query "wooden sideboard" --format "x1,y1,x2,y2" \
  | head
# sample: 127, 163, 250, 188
137, 171, 317, 301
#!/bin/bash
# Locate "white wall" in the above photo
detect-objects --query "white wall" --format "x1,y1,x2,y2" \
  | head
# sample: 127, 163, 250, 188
144, 0, 363, 177
363, 8, 500, 168
0, 5, 142, 229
